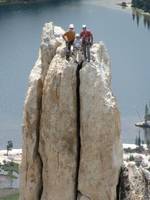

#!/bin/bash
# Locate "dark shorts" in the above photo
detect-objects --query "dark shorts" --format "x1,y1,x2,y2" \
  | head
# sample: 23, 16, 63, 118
66, 40, 74, 50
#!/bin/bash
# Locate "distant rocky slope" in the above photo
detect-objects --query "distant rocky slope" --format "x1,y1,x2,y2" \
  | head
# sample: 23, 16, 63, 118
20, 22, 123, 200
118, 145, 150, 200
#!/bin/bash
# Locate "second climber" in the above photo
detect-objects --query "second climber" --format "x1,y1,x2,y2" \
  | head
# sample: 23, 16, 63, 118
80, 24, 93, 62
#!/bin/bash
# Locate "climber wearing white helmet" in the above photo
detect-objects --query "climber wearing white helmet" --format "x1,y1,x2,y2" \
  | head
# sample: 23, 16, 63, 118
74, 33, 82, 49
73, 33, 83, 63
80, 24, 93, 62
63, 24, 75, 60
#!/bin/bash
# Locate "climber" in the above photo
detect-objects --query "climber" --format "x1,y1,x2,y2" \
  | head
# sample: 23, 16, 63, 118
73, 33, 83, 63
80, 24, 93, 62
74, 33, 82, 49
63, 24, 75, 60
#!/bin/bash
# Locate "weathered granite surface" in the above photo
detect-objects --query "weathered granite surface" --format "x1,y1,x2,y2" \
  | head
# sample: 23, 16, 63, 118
20, 22, 122, 200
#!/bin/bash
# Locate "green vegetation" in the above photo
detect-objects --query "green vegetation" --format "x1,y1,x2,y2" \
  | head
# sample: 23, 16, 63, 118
132, 0, 150, 12
0, 161, 19, 178
0, 193, 19, 200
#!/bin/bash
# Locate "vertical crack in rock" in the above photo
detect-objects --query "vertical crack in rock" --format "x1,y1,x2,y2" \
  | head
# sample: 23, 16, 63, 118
77, 191, 91, 200
116, 167, 122, 200
75, 62, 83, 200
36, 79, 43, 200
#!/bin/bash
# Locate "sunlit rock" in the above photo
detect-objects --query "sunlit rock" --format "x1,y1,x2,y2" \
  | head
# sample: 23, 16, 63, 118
20, 22, 122, 200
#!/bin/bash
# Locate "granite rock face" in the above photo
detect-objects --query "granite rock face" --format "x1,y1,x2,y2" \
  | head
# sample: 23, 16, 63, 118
20, 22, 122, 200
78, 44, 122, 200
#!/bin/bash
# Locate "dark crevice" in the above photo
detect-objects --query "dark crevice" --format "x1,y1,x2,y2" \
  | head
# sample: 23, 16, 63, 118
75, 61, 83, 200
116, 167, 122, 200
116, 165, 131, 200
143, 171, 150, 200
77, 191, 91, 200
35, 79, 44, 200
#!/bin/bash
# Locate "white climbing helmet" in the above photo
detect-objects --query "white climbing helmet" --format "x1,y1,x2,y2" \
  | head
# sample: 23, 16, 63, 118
82, 24, 86, 29
76, 33, 80, 38
69, 24, 74, 29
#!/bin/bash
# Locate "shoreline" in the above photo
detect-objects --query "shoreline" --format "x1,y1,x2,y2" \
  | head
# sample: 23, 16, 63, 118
0, 143, 148, 162
1, 0, 149, 18
0, 144, 149, 165
0, 0, 50, 6
0, 144, 150, 198
0, 149, 22, 165
117, 2, 132, 8
117, 1, 150, 16
133, 7, 150, 17
0, 0, 30, 6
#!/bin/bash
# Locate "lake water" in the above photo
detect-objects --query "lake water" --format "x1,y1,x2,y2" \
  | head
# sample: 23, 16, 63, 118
0, 0, 150, 149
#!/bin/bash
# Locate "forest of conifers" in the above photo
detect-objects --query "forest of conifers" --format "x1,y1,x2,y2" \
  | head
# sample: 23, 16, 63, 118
132, 0, 150, 12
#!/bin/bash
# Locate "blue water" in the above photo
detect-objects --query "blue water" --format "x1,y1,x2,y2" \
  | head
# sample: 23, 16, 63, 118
0, 0, 150, 149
